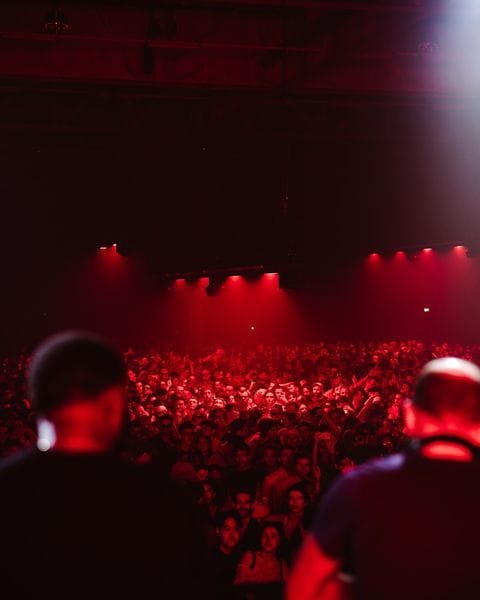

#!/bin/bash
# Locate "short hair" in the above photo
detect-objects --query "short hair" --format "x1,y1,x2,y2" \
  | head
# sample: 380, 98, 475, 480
286, 482, 310, 504
29, 331, 126, 415
414, 357, 480, 422
215, 511, 241, 530
294, 452, 311, 464
230, 418, 247, 434
233, 442, 250, 454
178, 421, 194, 433
233, 488, 254, 501
260, 521, 285, 547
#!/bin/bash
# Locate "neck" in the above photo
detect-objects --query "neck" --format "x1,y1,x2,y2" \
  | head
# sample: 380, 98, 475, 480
37, 418, 110, 454
51, 435, 110, 453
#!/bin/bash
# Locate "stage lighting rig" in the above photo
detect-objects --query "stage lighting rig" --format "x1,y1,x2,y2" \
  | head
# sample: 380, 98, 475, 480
43, 7, 69, 35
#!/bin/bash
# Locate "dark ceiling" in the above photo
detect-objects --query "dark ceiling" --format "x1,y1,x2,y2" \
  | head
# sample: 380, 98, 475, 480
0, 1, 479, 276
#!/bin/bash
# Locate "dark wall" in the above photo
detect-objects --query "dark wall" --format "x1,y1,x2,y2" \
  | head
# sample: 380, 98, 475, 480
4, 247, 479, 353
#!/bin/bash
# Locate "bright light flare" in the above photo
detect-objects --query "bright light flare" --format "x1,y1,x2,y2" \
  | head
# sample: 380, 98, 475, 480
367, 253, 381, 265
424, 307, 431, 313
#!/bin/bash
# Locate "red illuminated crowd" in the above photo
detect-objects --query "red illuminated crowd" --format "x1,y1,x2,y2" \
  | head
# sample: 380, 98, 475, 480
1, 339, 479, 599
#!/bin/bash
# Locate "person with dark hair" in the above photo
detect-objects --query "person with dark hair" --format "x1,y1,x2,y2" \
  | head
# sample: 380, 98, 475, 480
210, 511, 242, 599
225, 442, 260, 500
0, 331, 211, 600
270, 482, 313, 565
199, 479, 222, 546
232, 488, 262, 552
288, 357, 480, 600
234, 520, 288, 598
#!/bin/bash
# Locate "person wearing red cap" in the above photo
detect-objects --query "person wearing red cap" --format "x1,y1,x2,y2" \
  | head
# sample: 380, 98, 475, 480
288, 357, 480, 600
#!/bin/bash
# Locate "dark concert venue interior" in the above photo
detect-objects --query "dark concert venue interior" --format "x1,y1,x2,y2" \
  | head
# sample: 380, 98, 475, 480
1, 2, 480, 599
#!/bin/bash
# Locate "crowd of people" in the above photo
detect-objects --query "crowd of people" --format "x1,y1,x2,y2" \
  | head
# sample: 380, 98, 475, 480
0, 339, 479, 599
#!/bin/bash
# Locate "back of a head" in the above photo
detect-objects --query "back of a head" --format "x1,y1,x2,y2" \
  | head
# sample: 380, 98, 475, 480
414, 357, 480, 423
29, 331, 126, 416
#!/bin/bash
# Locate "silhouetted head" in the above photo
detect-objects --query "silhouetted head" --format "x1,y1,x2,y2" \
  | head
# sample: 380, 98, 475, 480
414, 357, 480, 423
403, 357, 480, 455
29, 331, 127, 452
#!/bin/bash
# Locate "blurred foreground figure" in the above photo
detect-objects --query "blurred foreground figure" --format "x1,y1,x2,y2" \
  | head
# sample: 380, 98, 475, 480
0, 332, 209, 600
288, 357, 480, 600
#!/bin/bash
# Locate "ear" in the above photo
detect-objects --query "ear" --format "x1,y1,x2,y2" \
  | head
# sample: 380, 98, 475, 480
101, 386, 126, 432
402, 398, 417, 434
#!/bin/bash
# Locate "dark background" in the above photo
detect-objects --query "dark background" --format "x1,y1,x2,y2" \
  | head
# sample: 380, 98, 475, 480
1, 1, 480, 350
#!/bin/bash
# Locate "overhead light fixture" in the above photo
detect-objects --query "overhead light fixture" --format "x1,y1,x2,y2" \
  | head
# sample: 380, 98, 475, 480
43, 7, 69, 34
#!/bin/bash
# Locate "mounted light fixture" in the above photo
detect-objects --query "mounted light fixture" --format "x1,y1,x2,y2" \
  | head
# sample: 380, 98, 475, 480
43, 6, 69, 34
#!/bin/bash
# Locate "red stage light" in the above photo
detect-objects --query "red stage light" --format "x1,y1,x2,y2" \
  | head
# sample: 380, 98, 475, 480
424, 307, 430, 313
422, 248, 433, 253
99, 246, 107, 251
